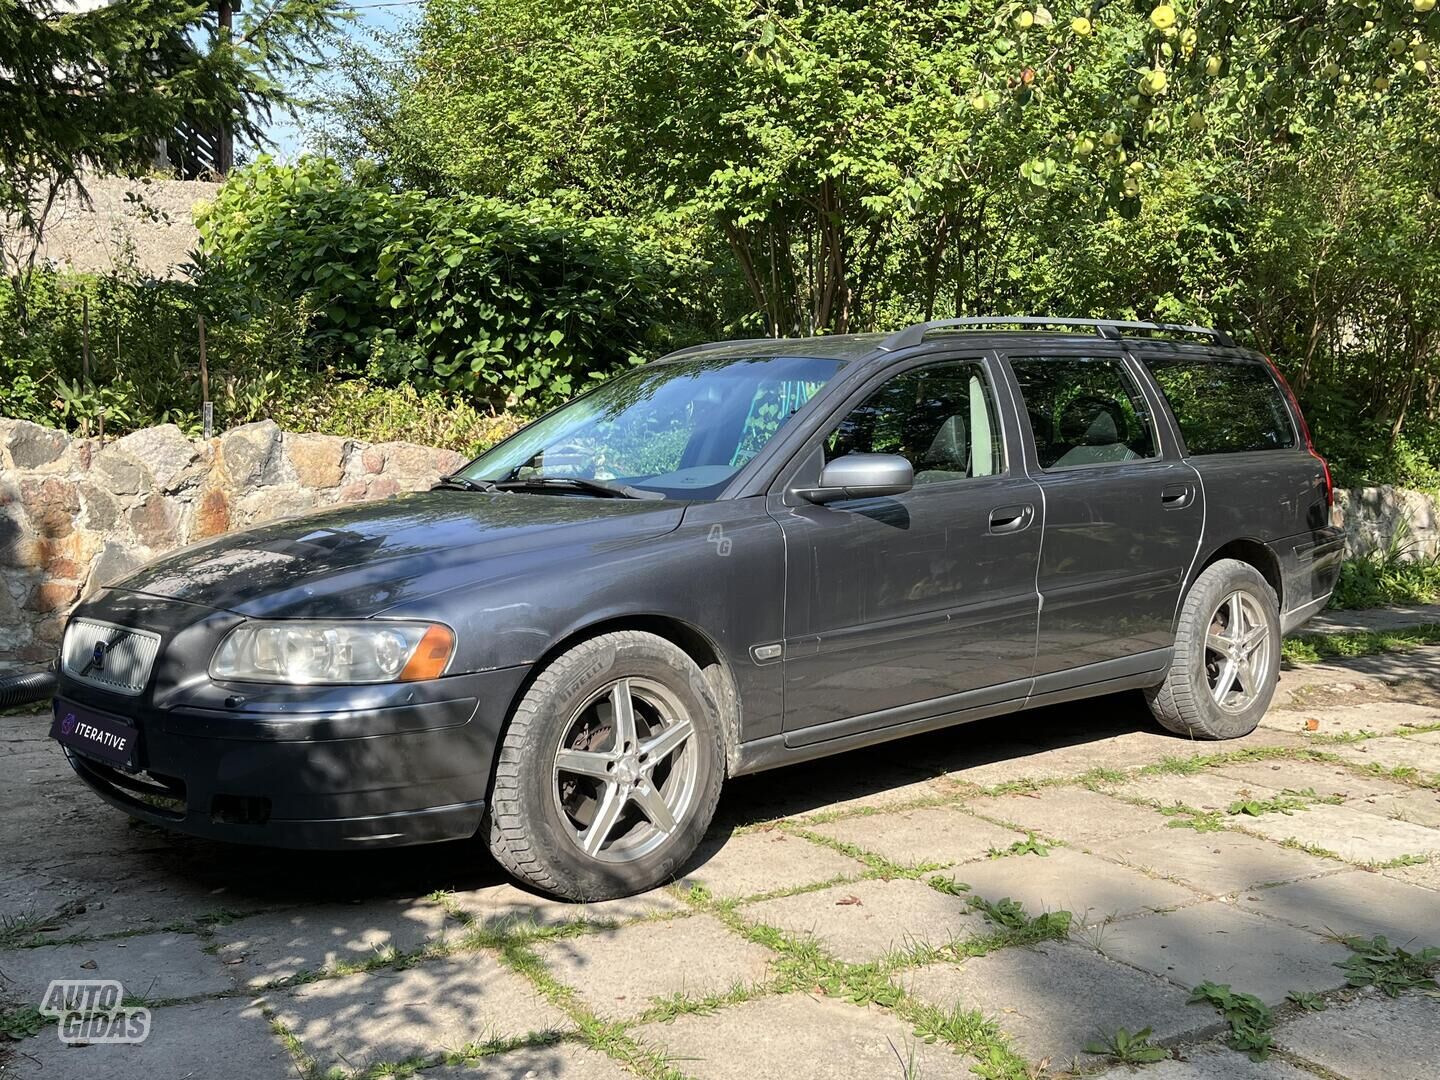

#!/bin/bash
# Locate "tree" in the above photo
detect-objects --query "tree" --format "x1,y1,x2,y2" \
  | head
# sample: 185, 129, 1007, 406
0, 0, 346, 315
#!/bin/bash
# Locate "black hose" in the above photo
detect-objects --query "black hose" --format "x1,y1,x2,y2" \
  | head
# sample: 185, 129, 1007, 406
0, 670, 57, 710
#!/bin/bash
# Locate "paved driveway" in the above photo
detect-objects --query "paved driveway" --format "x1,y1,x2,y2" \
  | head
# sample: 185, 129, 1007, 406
3, 649, 1439, 1079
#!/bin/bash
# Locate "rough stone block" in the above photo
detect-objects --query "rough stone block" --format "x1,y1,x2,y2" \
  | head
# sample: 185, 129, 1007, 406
897, 940, 1210, 1066
1096, 900, 1351, 1003
534, 915, 773, 1019
6, 419, 69, 469
283, 432, 348, 489
679, 830, 867, 899
743, 878, 986, 964
110, 424, 201, 493
809, 806, 1026, 868
634, 993, 974, 1079
127, 493, 182, 550
219, 419, 282, 488
267, 951, 571, 1074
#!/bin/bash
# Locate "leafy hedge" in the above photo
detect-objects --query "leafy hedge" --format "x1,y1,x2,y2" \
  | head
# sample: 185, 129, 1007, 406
195, 158, 694, 408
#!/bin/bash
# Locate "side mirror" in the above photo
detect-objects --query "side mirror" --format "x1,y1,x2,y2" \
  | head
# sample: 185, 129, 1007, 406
797, 453, 914, 504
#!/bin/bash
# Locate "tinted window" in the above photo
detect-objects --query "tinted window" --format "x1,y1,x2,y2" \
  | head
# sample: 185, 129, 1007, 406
825, 360, 1004, 483
1143, 357, 1296, 454
1010, 355, 1158, 469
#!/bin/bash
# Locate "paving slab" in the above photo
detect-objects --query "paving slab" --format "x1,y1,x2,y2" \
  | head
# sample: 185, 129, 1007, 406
896, 939, 1210, 1066
1111, 769, 1293, 811
1349, 788, 1440, 827
0, 932, 230, 1005
1306, 603, 1440, 633
1384, 858, 1440, 892
742, 877, 986, 964
940, 847, 1198, 924
1274, 988, 1440, 1080
964, 787, 1169, 845
267, 950, 571, 1075
442, 881, 684, 930
1091, 827, 1345, 896
807, 806, 1025, 868
1234, 870, 1440, 946
7, 995, 293, 1080
212, 898, 455, 987
1235, 802, 1440, 865
1329, 732, 1440, 780
1096, 900, 1350, 1004
679, 830, 867, 899
633, 992, 973, 1079
421, 1041, 635, 1079
1208, 759, 1408, 800
533, 914, 772, 1020
1093, 1041, 1316, 1078
1260, 700, 1440, 739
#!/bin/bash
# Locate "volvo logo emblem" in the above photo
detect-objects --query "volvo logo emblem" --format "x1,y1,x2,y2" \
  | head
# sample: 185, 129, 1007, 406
81, 640, 108, 677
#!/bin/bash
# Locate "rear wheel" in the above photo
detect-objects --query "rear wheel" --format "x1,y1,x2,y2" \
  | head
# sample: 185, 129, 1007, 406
1146, 558, 1281, 740
486, 631, 724, 900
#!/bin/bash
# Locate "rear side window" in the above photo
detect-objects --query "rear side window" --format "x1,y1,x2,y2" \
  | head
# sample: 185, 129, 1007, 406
1009, 355, 1158, 469
1142, 357, 1296, 455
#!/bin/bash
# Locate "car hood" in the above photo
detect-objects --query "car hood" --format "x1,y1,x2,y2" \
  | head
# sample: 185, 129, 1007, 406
112, 490, 686, 619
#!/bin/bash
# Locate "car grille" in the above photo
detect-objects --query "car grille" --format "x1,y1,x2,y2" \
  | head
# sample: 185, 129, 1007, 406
61, 619, 161, 697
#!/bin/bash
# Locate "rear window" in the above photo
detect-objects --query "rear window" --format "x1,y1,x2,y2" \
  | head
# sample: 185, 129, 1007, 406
1142, 357, 1296, 455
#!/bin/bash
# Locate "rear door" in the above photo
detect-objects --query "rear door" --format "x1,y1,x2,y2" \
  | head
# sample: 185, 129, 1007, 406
1001, 345, 1205, 680
771, 350, 1043, 736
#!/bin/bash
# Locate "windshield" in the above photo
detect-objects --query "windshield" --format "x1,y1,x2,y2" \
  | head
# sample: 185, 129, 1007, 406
458, 354, 843, 499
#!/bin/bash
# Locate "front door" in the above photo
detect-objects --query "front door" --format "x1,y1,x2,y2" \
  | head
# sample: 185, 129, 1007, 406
1004, 349, 1205, 677
772, 353, 1043, 735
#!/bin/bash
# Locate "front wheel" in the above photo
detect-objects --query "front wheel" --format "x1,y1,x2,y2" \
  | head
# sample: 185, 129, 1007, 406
1146, 558, 1281, 740
486, 631, 724, 900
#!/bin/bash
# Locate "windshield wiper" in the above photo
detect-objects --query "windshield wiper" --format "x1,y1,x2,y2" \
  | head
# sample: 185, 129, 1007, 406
432, 475, 499, 493
494, 477, 664, 501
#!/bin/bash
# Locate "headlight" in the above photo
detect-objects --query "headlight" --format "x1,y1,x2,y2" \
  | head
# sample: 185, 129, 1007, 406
210, 621, 455, 684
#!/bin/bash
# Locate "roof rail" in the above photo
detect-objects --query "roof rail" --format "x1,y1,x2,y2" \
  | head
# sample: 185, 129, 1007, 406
882, 316, 1235, 350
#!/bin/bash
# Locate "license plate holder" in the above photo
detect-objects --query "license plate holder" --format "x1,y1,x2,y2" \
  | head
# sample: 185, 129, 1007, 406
51, 699, 140, 770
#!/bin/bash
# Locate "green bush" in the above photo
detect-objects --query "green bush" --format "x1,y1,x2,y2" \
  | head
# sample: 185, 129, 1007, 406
195, 157, 695, 410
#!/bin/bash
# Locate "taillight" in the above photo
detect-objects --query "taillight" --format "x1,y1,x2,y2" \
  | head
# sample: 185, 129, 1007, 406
1262, 354, 1333, 509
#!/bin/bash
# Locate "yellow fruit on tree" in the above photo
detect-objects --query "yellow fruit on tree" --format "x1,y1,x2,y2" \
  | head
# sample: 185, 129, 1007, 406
1102, 130, 1122, 147
1139, 68, 1168, 95
1205, 54, 1223, 76
1016, 10, 1035, 28
1417, 59, 1431, 73
1390, 37, 1409, 57
1321, 61, 1341, 79
1075, 136, 1096, 156
1187, 111, 1207, 131
1415, 42, 1433, 61
1180, 27, 1198, 52
1072, 15, 1092, 35
1150, 4, 1177, 29
971, 93, 990, 112
1374, 74, 1391, 91
1415, 0, 1435, 13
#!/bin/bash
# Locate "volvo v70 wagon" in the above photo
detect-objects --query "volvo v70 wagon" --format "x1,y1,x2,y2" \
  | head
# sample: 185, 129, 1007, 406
52, 317, 1344, 899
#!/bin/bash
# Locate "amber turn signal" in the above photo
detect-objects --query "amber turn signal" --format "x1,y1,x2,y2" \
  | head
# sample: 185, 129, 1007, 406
399, 624, 455, 681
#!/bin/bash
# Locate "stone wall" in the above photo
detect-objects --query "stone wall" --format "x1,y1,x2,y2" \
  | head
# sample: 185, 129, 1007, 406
1331, 486, 1440, 560
0, 419, 465, 666
2, 414, 1438, 668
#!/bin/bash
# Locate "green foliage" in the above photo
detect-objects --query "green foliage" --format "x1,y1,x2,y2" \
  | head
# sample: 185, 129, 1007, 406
1226, 791, 1313, 817
967, 896, 1072, 944
0, 1003, 44, 1040
271, 381, 523, 456
987, 834, 1051, 859
1283, 625, 1440, 664
1084, 1026, 1169, 1065
196, 158, 697, 409
1188, 981, 1275, 1060
1286, 990, 1327, 1012
1331, 550, 1440, 611
1335, 935, 1440, 997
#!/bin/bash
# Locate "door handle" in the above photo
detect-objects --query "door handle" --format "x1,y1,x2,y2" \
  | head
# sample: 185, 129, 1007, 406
988, 503, 1035, 535
1161, 483, 1195, 509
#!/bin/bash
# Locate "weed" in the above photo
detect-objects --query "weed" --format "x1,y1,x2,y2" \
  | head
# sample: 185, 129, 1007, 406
1282, 625, 1440, 664
1226, 791, 1312, 817
1084, 1026, 1169, 1065
1159, 804, 1226, 832
1286, 990, 1327, 1011
967, 897, 1072, 944
0, 1004, 45, 1040
1336, 935, 1440, 997
988, 834, 1050, 859
1189, 981, 1274, 1060
926, 875, 971, 896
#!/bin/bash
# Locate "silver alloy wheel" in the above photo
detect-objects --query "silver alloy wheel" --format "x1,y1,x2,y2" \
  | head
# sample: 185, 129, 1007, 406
1204, 590, 1271, 713
550, 676, 699, 863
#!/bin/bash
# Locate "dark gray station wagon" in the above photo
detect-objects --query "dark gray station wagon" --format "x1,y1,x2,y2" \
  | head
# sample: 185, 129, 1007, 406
53, 317, 1344, 899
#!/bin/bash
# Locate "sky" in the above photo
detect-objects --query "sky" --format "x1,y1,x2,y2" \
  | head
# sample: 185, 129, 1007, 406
264, 0, 420, 161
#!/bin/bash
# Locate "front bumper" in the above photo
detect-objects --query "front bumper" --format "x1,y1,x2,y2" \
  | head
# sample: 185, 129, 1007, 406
55, 664, 531, 849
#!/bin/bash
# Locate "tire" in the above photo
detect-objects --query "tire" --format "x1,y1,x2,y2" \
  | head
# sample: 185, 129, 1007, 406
486, 631, 725, 900
1146, 558, 1281, 740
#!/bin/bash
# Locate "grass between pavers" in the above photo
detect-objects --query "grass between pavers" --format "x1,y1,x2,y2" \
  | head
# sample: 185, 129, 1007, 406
672, 882, 1064, 1079
1282, 624, 1440, 665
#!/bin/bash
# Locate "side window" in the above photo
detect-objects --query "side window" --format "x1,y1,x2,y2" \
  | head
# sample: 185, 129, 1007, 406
1142, 357, 1297, 455
824, 360, 1004, 484
1010, 355, 1158, 469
